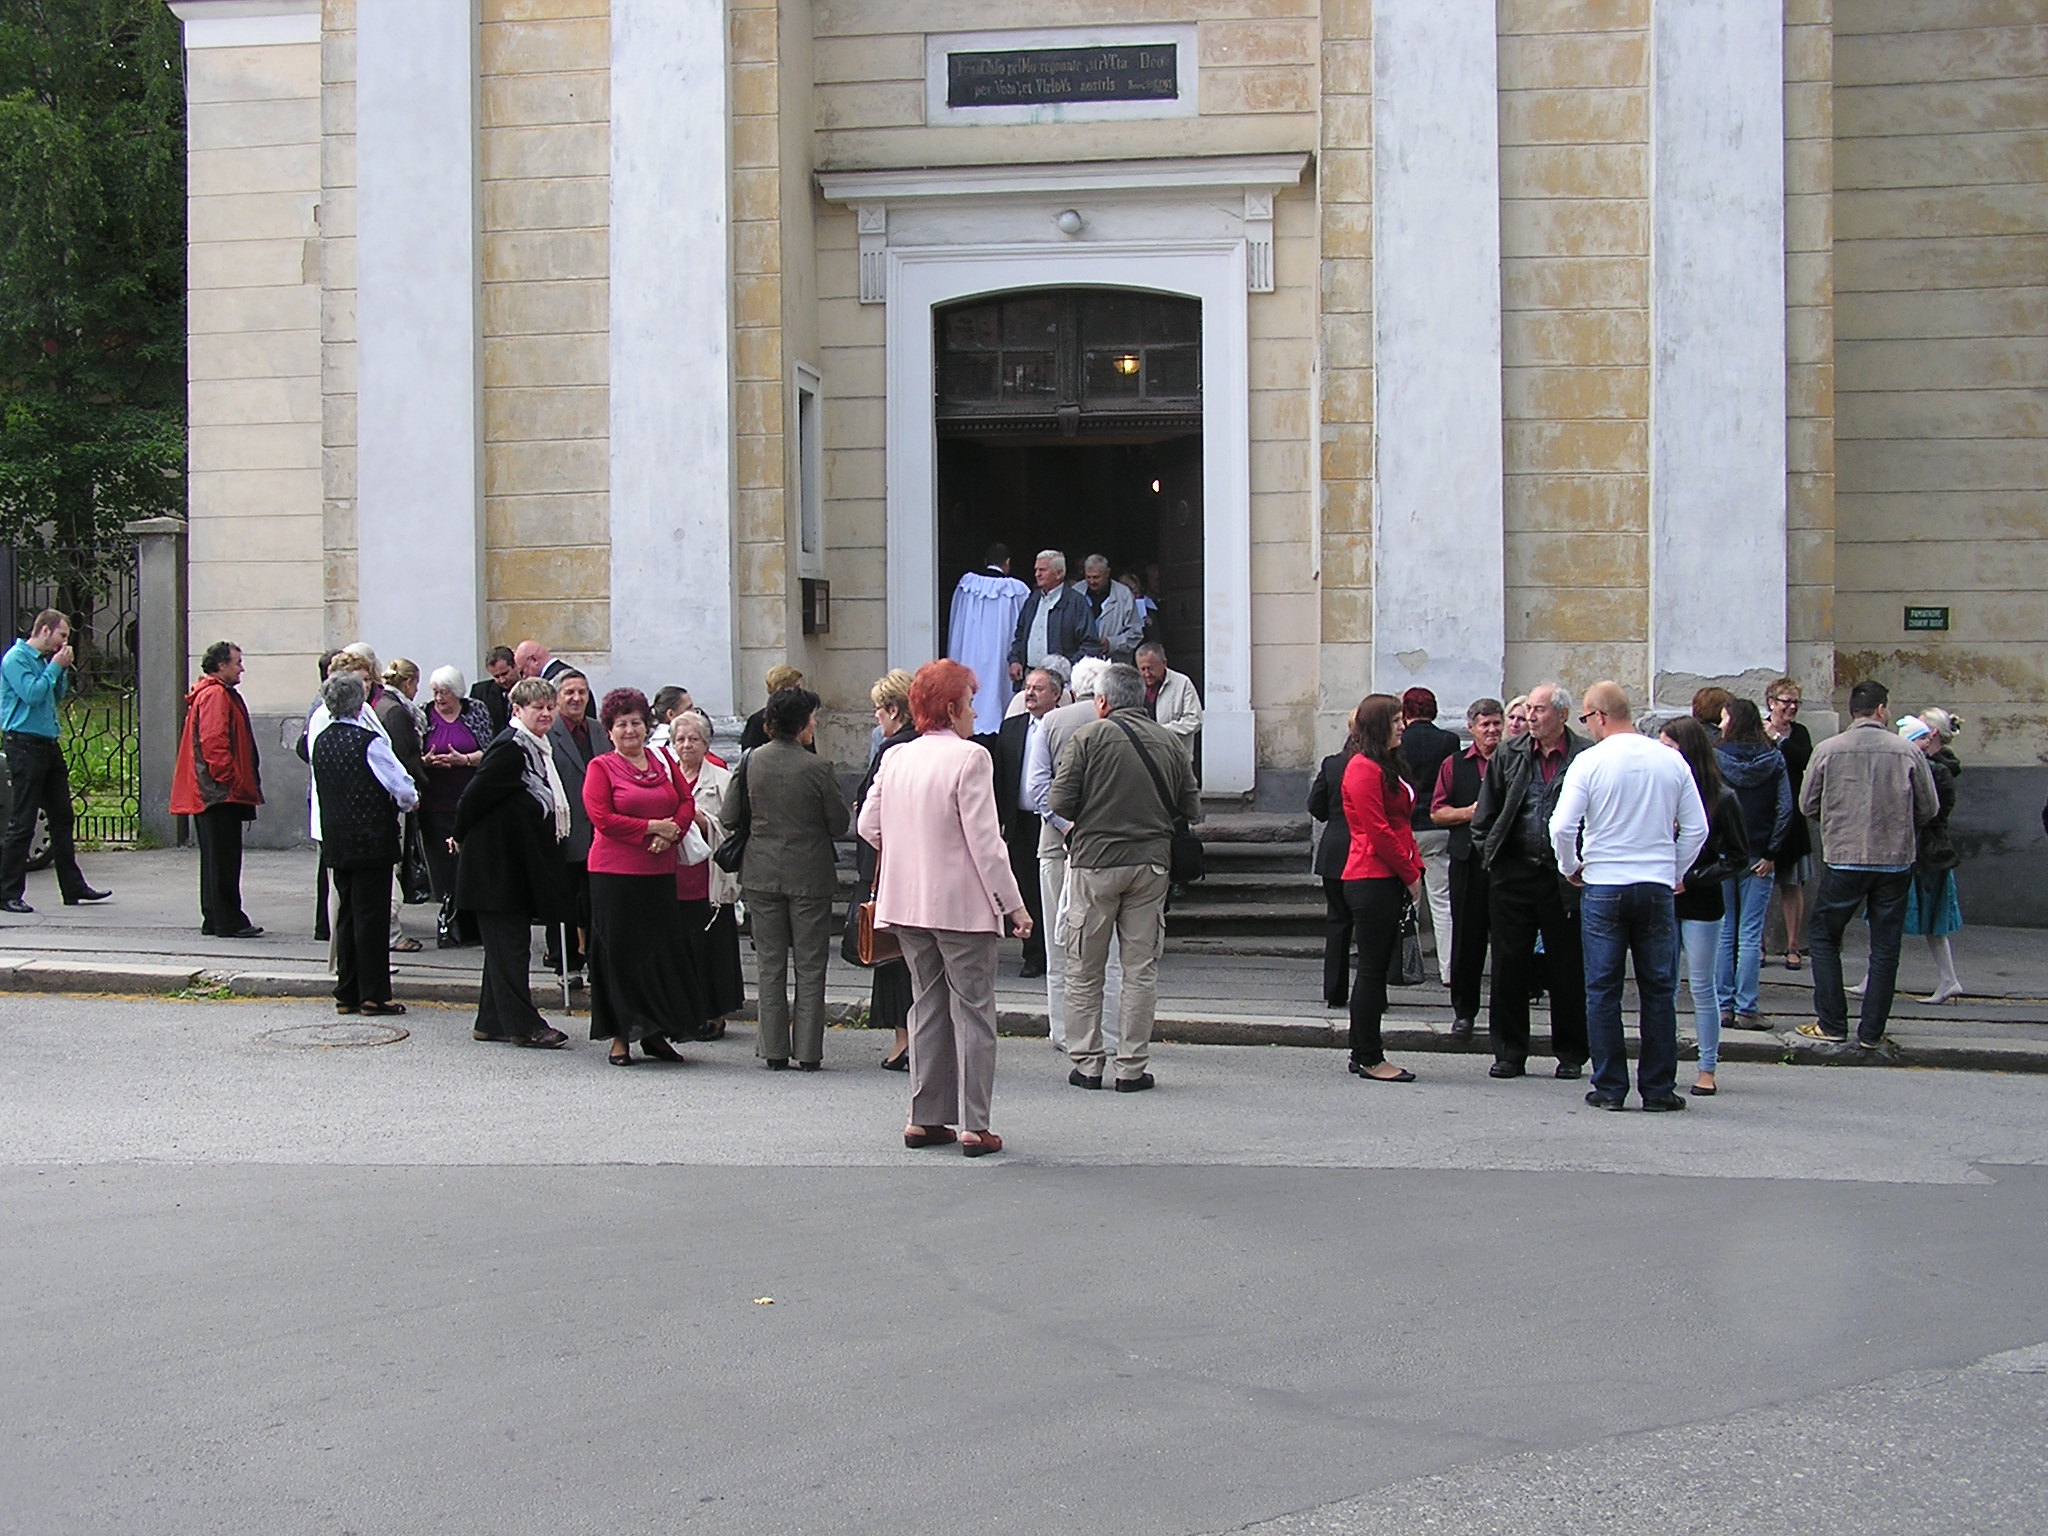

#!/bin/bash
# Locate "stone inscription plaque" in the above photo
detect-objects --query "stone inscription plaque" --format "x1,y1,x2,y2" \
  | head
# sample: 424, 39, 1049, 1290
946, 44, 1179, 109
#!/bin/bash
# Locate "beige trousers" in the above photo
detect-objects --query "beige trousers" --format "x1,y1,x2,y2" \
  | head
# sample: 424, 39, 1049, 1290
1414, 827, 1455, 983
1063, 861, 1168, 1080
897, 926, 1000, 1133
1039, 845, 1120, 1055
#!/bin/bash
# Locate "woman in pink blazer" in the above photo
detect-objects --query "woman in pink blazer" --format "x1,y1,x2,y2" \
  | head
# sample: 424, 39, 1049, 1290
857, 659, 1032, 1156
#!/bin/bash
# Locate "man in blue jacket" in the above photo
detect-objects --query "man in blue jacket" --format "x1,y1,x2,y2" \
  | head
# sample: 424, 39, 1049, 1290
1, 609, 111, 912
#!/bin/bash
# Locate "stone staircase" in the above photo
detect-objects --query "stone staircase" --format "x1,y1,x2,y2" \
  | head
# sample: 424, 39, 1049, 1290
1169, 812, 1324, 952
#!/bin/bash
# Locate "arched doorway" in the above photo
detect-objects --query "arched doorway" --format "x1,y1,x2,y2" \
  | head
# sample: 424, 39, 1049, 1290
933, 288, 1204, 692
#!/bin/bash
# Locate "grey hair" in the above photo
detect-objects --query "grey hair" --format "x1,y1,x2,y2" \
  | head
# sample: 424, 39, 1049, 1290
1036, 654, 1072, 686
1070, 657, 1112, 699
1920, 706, 1962, 740
429, 664, 466, 696
342, 641, 379, 678
1083, 553, 1110, 573
321, 671, 365, 718
670, 709, 714, 747
1035, 548, 1067, 578
1466, 697, 1505, 725
507, 677, 556, 709
1098, 663, 1146, 713
1530, 682, 1572, 713
1135, 640, 1167, 663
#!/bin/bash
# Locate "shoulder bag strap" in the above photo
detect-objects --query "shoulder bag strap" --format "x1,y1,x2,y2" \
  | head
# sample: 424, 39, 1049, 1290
1110, 715, 1178, 823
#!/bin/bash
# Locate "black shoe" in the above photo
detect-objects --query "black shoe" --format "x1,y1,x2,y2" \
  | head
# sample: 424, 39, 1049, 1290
1449, 1017, 1475, 1043
1, 898, 33, 914
1068, 1068, 1103, 1089
1640, 1093, 1688, 1112
1584, 1091, 1628, 1110
1113, 1072, 1156, 1093
63, 887, 111, 905
223, 925, 264, 939
796, 1060, 822, 1072
881, 1049, 910, 1072
1019, 959, 1046, 979
764, 1058, 789, 1071
1554, 1061, 1584, 1080
1488, 1060, 1525, 1079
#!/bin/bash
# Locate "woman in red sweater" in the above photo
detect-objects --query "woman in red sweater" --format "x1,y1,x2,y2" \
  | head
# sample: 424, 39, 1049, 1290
1341, 693, 1425, 1082
584, 688, 708, 1064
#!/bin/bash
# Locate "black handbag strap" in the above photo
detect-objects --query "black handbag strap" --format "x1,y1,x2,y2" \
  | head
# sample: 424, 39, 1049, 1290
1110, 716, 1181, 826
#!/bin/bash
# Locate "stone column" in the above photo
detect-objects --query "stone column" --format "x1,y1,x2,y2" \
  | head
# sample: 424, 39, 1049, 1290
1650, 5, 1788, 701
608, 0, 736, 713
126, 517, 189, 848
1370, 0, 1507, 710
353, 1, 485, 677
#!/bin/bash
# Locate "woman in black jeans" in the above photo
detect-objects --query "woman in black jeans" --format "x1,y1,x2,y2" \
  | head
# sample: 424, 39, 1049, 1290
1340, 694, 1424, 1082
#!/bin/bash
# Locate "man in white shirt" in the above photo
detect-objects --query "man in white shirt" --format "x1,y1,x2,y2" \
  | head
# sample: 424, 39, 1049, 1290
1549, 681, 1708, 1112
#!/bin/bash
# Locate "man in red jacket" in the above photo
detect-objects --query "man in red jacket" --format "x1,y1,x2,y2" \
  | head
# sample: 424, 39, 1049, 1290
171, 641, 265, 938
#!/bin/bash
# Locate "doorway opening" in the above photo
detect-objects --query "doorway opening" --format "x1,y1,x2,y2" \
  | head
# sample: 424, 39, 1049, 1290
933, 288, 1204, 693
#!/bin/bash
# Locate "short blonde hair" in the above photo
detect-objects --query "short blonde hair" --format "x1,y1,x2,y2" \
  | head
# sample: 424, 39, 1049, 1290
670, 710, 714, 748
869, 668, 913, 716
1920, 706, 1963, 741
765, 664, 804, 694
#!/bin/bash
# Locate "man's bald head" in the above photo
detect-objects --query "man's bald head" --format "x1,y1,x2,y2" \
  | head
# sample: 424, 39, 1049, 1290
1579, 680, 1634, 740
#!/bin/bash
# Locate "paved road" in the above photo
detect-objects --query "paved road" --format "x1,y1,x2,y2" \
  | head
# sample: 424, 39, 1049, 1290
3, 994, 2045, 1535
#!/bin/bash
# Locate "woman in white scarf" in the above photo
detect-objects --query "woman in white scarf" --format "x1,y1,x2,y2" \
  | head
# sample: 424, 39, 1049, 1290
450, 676, 574, 1048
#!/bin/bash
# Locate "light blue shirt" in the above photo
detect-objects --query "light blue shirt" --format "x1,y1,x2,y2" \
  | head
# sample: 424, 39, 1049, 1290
0, 639, 69, 739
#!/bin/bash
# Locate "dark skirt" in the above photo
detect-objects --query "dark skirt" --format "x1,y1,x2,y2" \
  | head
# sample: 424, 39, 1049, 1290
587, 872, 703, 1043
869, 956, 912, 1032
679, 897, 746, 1020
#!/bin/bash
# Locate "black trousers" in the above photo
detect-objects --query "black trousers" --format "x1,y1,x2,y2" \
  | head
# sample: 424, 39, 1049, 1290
476, 908, 548, 1040
1447, 855, 1491, 1022
1344, 876, 1406, 1067
0, 734, 86, 902
1486, 856, 1587, 1067
1007, 827, 1045, 968
1322, 876, 1360, 1007
331, 862, 394, 1008
194, 804, 252, 935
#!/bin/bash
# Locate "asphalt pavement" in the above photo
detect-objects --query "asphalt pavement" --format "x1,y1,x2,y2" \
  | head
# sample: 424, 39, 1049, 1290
2, 991, 2045, 1535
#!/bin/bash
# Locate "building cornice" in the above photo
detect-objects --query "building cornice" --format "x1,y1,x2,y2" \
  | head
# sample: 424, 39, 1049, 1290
817, 154, 1310, 208
166, 0, 319, 49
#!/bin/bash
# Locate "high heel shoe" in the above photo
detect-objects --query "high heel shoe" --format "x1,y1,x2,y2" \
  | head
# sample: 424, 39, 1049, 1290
881, 1049, 910, 1072
1923, 982, 1964, 1004
609, 1047, 635, 1066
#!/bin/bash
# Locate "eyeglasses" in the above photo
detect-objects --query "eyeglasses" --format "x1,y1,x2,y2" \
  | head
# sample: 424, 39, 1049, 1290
1577, 709, 1605, 725
1769, 697, 1800, 710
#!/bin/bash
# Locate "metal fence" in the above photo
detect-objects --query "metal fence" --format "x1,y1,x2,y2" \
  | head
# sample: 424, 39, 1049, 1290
6, 542, 142, 847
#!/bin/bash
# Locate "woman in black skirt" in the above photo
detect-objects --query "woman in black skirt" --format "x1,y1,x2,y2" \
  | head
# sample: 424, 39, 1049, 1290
667, 711, 746, 1031
845, 670, 918, 1070
582, 688, 706, 1065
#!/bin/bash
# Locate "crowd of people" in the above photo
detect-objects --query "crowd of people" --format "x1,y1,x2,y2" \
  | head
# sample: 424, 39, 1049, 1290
0, 594, 1986, 1147
1313, 675, 1964, 1105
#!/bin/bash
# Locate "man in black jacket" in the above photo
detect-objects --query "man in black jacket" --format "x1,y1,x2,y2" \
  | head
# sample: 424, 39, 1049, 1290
1008, 550, 1094, 682
1470, 683, 1590, 1079
1399, 688, 1462, 985
1429, 698, 1505, 1040
991, 667, 1062, 977
470, 645, 516, 736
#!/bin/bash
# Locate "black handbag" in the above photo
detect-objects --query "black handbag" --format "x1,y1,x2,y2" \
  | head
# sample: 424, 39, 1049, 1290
399, 813, 433, 904
711, 751, 751, 875
1110, 717, 1204, 886
1386, 898, 1425, 987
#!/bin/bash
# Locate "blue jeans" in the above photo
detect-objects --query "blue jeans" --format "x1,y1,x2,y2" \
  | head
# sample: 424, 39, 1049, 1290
1808, 866, 1912, 1045
1715, 869, 1773, 1016
1678, 917, 1723, 1071
1581, 882, 1680, 1103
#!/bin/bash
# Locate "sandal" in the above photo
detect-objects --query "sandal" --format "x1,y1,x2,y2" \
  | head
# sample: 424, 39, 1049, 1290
1784, 950, 1804, 971
960, 1131, 1004, 1157
391, 936, 423, 953
904, 1125, 958, 1148
1795, 1022, 1848, 1043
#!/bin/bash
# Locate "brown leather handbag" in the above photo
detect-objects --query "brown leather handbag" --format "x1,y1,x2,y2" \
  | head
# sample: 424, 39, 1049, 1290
857, 847, 901, 965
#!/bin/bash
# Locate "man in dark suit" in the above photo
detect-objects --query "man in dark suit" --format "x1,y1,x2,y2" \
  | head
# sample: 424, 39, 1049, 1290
991, 666, 1062, 977
543, 669, 601, 981
1008, 550, 1094, 684
470, 645, 515, 736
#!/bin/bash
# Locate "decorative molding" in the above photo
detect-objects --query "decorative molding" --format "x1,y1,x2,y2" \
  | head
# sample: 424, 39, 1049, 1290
168, 0, 319, 48
820, 156, 1308, 300
856, 203, 888, 304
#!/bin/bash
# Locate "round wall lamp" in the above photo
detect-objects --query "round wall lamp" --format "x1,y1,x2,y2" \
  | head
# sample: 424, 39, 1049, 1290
1054, 208, 1084, 237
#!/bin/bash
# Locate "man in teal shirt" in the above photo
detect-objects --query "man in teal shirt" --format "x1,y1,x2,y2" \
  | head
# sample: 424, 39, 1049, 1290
1, 609, 111, 912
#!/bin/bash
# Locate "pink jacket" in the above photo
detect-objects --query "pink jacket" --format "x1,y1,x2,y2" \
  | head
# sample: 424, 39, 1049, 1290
856, 730, 1023, 934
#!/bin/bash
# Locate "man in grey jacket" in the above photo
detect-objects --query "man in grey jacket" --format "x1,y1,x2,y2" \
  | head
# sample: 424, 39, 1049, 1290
1048, 663, 1200, 1091
1798, 679, 1938, 1048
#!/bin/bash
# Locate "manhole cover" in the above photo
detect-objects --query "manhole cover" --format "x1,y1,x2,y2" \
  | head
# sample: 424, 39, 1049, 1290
257, 1022, 410, 1049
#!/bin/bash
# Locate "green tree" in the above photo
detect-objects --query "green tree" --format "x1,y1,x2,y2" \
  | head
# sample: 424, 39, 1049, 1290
0, 0, 184, 605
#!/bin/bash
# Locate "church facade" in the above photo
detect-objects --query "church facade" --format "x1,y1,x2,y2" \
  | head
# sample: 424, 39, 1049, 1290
170, 1, 2044, 889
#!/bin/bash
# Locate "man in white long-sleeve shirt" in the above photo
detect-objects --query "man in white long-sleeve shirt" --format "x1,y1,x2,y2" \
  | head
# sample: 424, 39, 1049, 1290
1549, 681, 1708, 1112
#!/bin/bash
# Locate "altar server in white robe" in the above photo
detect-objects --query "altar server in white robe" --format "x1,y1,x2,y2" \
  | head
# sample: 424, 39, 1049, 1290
947, 544, 1031, 734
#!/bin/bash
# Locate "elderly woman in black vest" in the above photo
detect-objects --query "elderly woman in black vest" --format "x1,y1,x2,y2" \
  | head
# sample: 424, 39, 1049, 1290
310, 670, 418, 1018
452, 676, 573, 1049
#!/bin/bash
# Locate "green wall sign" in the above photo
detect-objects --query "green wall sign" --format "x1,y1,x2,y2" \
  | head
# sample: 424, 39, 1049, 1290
1903, 606, 1950, 632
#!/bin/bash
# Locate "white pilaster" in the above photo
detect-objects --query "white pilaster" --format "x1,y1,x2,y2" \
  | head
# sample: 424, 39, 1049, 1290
1651, 4, 1787, 697
1370, 0, 1506, 711
609, 0, 735, 713
353, 3, 484, 674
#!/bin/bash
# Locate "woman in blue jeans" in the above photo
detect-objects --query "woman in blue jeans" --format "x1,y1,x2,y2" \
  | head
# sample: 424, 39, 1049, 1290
1661, 718, 1750, 1095
1714, 698, 1791, 1030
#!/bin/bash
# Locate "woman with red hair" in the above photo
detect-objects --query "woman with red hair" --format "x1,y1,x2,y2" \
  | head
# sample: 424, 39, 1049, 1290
857, 659, 1033, 1156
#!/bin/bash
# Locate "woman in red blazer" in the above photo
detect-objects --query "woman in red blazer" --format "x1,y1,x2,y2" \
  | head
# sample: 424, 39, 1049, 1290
856, 659, 1032, 1156
1341, 693, 1425, 1082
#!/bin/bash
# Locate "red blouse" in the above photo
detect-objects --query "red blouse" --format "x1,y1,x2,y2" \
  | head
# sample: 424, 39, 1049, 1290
583, 751, 693, 878
1341, 754, 1422, 884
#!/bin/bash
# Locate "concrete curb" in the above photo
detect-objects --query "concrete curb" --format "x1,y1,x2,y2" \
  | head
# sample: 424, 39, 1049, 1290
3, 960, 2042, 1075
